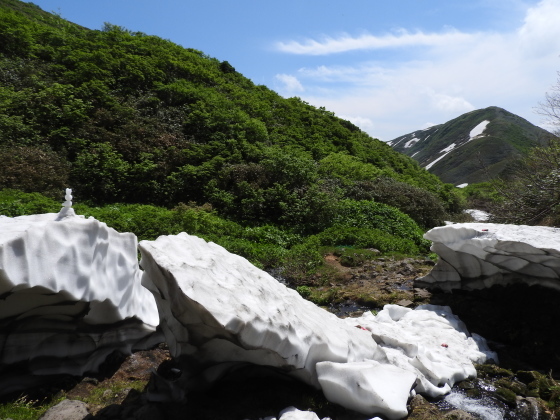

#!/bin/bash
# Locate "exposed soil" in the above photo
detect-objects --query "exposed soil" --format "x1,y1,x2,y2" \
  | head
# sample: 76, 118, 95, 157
310, 254, 436, 315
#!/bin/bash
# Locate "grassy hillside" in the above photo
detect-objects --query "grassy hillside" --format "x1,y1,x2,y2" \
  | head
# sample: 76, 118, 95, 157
0, 0, 463, 235
390, 106, 554, 185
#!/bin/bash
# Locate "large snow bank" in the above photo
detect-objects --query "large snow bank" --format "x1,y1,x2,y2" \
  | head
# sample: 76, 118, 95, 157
0, 207, 160, 395
139, 232, 495, 418
416, 222, 560, 291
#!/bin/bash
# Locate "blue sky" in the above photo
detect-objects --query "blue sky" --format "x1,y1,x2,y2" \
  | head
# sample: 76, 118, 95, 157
30, 0, 560, 141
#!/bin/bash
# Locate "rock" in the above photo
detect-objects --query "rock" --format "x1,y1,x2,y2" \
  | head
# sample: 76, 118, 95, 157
407, 395, 445, 420
516, 396, 554, 420
442, 409, 477, 420
494, 377, 527, 395
38, 399, 90, 420
0, 210, 161, 396
416, 223, 560, 291
495, 386, 517, 406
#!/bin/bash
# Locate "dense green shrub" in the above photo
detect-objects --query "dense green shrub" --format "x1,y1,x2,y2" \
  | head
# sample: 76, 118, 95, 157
461, 182, 504, 210
281, 240, 324, 285
207, 236, 287, 269
74, 203, 177, 240
332, 199, 429, 250
346, 177, 446, 228
0, 188, 60, 216
0, 145, 69, 198
312, 226, 420, 255
337, 248, 380, 267
488, 139, 560, 225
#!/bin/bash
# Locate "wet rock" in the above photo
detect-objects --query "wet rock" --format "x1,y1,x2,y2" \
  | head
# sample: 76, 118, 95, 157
515, 396, 552, 420
475, 364, 514, 379
407, 394, 445, 420
495, 386, 517, 406
456, 381, 475, 392
442, 409, 477, 420
38, 399, 90, 420
494, 377, 527, 396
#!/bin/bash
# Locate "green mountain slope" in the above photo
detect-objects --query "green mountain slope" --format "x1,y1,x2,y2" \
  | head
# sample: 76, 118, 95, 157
389, 106, 555, 185
0, 0, 460, 232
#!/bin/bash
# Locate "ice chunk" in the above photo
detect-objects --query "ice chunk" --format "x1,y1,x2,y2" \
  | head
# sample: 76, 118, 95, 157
417, 223, 560, 291
0, 211, 160, 396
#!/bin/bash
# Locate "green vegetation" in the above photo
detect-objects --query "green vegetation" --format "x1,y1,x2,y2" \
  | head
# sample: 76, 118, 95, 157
0, 395, 61, 420
0, 189, 430, 279
485, 138, 560, 225
0, 0, 461, 238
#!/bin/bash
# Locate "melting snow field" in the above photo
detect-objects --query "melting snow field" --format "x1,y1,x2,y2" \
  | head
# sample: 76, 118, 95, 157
464, 209, 490, 221
0, 194, 506, 418
417, 222, 560, 292
404, 137, 420, 148
139, 232, 496, 418
469, 120, 490, 140
425, 143, 456, 170
422, 120, 490, 171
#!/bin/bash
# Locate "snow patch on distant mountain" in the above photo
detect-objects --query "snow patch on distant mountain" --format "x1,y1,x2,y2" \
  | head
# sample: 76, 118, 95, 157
469, 120, 489, 140
425, 143, 456, 170
440, 143, 457, 154
404, 137, 419, 148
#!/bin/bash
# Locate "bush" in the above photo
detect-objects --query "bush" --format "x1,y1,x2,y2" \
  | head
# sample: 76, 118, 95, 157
207, 236, 287, 269
461, 182, 503, 211
331, 199, 429, 250
313, 226, 420, 255
338, 248, 379, 267
0, 188, 60, 216
346, 177, 446, 228
75, 203, 177, 240
0, 146, 69, 199
281, 240, 324, 285
488, 139, 560, 225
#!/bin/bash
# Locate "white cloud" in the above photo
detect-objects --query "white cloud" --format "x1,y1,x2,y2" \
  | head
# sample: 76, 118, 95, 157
338, 115, 375, 132
274, 73, 304, 93
518, 0, 560, 55
275, 29, 474, 55
273, 0, 560, 140
427, 91, 475, 113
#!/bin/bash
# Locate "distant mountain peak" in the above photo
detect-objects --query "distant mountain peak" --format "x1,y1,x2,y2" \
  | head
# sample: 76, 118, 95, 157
390, 107, 554, 185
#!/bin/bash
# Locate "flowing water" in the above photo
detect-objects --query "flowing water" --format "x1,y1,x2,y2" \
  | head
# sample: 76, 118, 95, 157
437, 379, 542, 420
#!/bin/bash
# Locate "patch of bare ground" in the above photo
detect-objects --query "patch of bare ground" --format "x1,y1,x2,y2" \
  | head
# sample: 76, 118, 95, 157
311, 254, 436, 315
